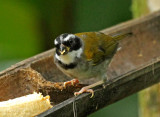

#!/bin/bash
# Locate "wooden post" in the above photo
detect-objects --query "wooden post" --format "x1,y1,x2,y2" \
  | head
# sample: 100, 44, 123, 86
132, 1, 160, 117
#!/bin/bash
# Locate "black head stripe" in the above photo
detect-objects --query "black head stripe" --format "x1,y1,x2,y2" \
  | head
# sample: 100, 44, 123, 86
54, 33, 70, 46
63, 41, 70, 47
71, 37, 82, 51
62, 33, 69, 39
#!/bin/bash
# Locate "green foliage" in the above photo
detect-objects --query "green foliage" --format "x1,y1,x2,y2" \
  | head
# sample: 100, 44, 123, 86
74, 0, 132, 32
131, 0, 150, 18
0, 1, 43, 60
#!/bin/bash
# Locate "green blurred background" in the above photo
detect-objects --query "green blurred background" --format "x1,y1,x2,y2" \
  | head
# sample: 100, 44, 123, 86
0, 0, 138, 116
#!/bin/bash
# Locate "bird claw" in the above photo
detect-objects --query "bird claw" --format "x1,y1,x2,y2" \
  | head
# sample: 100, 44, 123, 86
74, 87, 94, 98
63, 79, 79, 88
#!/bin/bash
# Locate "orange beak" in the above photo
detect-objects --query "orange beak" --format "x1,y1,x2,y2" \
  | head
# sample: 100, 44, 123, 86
59, 44, 70, 55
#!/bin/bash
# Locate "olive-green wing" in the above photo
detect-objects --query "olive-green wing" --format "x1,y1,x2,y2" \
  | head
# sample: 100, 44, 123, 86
75, 32, 119, 65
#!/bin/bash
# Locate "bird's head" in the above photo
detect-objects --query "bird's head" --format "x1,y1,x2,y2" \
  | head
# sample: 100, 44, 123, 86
54, 33, 83, 65
54, 33, 82, 56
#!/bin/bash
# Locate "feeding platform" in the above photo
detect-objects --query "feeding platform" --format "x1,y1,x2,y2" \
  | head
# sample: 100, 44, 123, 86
0, 11, 160, 117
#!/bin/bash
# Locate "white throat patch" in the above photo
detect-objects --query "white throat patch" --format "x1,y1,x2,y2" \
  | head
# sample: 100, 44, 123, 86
55, 48, 83, 65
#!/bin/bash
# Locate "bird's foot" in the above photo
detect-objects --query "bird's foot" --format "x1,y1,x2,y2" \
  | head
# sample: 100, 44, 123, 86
63, 79, 79, 88
74, 87, 94, 98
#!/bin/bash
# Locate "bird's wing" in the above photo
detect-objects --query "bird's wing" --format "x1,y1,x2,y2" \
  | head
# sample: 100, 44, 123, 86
75, 32, 119, 65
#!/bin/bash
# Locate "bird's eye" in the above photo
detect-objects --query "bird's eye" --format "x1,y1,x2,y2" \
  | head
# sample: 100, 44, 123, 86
69, 39, 73, 44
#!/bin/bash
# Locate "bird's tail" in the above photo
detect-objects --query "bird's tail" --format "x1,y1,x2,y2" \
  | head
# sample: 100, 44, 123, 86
113, 32, 132, 41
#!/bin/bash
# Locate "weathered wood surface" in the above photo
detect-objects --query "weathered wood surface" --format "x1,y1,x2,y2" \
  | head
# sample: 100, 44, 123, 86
38, 58, 160, 117
0, 10, 160, 116
132, 1, 160, 117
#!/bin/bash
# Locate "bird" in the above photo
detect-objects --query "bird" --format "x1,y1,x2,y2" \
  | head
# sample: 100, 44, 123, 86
54, 32, 131, 97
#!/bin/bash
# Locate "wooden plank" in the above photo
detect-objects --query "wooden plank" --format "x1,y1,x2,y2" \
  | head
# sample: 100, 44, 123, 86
37, 10, 160, 116
37, 58, 160, 117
